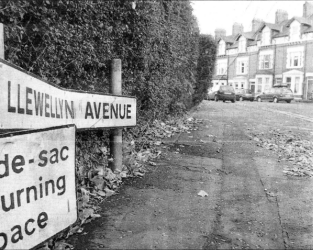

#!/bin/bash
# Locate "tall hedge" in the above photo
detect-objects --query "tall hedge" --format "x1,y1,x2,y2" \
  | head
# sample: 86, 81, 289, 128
0, 0, 204, 120
195, 34, 216, 103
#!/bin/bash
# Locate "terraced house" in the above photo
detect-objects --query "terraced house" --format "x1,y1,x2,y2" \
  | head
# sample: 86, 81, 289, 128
213, 1, 313, 100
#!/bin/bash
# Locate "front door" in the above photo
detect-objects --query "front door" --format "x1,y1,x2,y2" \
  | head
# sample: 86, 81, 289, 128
250, 82, 255, 93
308, 79, 313, 100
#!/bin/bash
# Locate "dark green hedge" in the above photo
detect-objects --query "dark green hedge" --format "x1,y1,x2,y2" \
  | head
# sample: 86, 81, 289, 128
0, 0, 215, 120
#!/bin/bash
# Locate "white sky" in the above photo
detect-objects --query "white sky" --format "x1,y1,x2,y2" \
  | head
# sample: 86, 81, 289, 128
191, 1, 307, 36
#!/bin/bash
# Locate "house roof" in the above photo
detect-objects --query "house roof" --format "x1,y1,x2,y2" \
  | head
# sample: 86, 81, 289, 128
240, 31, 255, 40
264, 22, 282, 31
287, 16, 312, 26
304, 26, 313, 33
248, 40, 258, 46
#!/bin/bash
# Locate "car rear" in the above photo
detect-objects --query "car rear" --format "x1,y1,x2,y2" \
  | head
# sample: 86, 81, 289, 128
277, 88, 294, 103
218, 86, 236, 102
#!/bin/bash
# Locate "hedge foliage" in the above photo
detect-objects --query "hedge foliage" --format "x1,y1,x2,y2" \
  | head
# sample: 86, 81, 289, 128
0, 0, 216, 120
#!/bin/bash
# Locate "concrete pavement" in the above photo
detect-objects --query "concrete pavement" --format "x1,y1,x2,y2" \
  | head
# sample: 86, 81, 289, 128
69, 100, 313, 249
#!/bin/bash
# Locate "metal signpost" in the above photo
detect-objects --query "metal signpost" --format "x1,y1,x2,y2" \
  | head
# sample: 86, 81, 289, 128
0, 125, 77, 250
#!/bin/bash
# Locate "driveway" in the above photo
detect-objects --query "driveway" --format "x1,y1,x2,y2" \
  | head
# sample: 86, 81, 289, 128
69, 100, 313, 249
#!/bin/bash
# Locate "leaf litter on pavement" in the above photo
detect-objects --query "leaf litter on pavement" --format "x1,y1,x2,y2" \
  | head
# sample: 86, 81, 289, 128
250, 128, 313, 177
39, 116, 203, 249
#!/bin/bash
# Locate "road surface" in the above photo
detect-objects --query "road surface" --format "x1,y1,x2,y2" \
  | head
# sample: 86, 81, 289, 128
69, 100, 313, 249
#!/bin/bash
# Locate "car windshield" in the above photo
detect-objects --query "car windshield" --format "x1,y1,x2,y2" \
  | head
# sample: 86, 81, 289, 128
245, 89, 252, 94
221, 86, 234, 91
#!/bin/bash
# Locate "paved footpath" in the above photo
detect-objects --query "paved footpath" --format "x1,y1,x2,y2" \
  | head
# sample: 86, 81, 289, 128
69, 101, 313, 249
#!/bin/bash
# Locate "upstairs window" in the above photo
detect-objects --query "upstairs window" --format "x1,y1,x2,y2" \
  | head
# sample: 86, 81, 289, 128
236, 57, 248, 75
262, 27, 271, 45
218, 41, 226, 55
287, 47, 304, 68
216, 59, 228, 75
238, 37, 246, 53
290, 21, 300, 41
259, 53, 273, 69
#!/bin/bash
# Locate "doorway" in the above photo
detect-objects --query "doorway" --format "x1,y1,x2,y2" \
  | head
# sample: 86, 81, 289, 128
308, 79, 313, 100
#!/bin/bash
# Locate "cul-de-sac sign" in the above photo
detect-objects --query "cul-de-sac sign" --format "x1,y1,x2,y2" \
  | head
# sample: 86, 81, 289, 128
0, 125, 77, 250
0, 59, 136, 130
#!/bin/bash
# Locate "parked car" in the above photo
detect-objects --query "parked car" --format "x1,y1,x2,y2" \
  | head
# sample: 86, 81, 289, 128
235, 89, 254, 101
206, 86, 219, 100
215, 85, 236, 103
254, 87, 294, 103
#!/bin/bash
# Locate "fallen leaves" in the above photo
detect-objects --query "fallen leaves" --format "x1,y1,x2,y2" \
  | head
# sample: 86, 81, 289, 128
250, 129, 313, 177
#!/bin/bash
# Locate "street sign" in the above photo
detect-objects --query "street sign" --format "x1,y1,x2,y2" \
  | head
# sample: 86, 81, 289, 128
0, 59, 136, 130
0, 125, 77, 250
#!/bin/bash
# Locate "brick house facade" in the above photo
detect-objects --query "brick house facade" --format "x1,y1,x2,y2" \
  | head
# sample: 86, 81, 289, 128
212, 2, 313, 100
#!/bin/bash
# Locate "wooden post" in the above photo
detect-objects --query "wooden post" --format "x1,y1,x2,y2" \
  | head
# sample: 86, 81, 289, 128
109, 59, 123, 172
0, 23, 4, 59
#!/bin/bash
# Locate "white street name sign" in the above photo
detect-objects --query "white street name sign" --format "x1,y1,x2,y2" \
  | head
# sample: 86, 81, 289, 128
0, 59, 136, 130
0, 125, 77, 250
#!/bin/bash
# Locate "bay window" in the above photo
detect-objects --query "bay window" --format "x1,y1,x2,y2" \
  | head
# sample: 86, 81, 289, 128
236, 57, 248, 75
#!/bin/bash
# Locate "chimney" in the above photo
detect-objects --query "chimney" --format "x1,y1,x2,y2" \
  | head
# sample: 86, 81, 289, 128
275, 9, 288, 24
252, 18, 263, 32
303, 1, 313, 18
214, 28, 226, 41
232, 23, 243, 35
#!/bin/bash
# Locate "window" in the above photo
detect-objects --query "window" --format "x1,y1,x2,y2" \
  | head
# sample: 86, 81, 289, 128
295, 77, 300, 94
229, 82, 233, 86
286, 77, 292, 89
287, 47, 304, 68
276, 78, 282, 86
218, 41, 226, 55
257, 78, 262, 92
238, 37, 246, 53
264, 77, 270, 91
290, 22, 300, 41
241, 82, 244, 89
262, 28, 271, 45
236, 58, 248, 75
235, 82, 238, 89
217, 60, 228, 75
259, 54, 272, 69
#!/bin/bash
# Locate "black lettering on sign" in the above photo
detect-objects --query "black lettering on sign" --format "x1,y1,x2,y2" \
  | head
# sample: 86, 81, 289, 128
110, 104, 118, 119
12, 155, 25, 174
60, 146, 69, 161
103, 103, 109, 119
17, 84, 25, 114
57, 176, 66, 195
1, 192, 14, 212
26, 186, 37, 203
11, 225, 23, 244
17, 189, 24, 207
94, 102, 101, 119
65, 100, 74, 119
25, 219, 35, 236
34, 91, 44, 116
45, 94, 50, 117
50, 148, 59, 164
127, 104, 132, 119
85, 102, 94, 119
7, 81, 16, 113
26, 87, 33, 115
59, 99, 64, 119
38, 150, 48, 167
50, 95, 55, 118
55, 98, 60, 119
37, 212, 48, 229
0, 232, 7, 250
0, 154, 9, 179
45, 180, 55, 196
119, 104, 125, 119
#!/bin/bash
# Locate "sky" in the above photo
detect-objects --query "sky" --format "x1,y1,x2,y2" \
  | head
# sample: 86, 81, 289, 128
191, 1, 306, 36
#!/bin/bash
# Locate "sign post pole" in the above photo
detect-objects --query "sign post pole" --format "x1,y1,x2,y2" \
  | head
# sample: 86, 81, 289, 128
109, 59, 123, 172
0, 23, 4, 59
